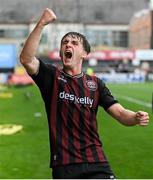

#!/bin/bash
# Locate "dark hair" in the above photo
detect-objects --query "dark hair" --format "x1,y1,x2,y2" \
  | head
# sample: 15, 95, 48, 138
61, 32, 91, 54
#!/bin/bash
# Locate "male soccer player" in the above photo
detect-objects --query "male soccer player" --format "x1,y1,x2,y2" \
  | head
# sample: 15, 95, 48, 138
20, 8, 149, 179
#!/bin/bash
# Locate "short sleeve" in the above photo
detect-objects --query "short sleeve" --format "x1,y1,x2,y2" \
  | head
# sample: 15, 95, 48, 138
98, 79, 118, 111
29, 59, 56, 102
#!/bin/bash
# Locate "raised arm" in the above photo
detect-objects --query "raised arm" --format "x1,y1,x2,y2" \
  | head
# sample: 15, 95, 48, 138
20, 8, 57, 75
107, 103, 149, 126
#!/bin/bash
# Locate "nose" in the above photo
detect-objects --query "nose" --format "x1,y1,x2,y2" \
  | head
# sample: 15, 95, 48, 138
66, 41, 72, 48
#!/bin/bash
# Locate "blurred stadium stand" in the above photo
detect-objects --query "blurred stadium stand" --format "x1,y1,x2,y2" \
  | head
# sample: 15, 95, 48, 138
0, 0, 153, 84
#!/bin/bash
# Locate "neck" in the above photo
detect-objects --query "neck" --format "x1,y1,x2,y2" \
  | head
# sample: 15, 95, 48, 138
63, 66, 82, 76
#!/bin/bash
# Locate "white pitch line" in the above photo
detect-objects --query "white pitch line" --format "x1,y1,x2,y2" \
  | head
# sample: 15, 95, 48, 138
115, 94, 152, 108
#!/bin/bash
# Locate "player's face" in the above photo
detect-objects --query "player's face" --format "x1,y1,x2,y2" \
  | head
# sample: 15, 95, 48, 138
60, 35, 87, 70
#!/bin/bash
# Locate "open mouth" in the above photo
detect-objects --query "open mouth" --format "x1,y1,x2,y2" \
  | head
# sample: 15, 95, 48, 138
64, 51, 72, 58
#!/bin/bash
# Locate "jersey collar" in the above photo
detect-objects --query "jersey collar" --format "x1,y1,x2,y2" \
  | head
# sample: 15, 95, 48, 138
62, 70, 84, 78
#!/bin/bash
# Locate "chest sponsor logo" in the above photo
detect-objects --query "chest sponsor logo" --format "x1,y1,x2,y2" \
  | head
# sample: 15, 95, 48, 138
86, 80, 98, 91
59, 91, 93, 107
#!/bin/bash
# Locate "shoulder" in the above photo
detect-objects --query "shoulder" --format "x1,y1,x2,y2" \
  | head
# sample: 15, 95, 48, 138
30, 59, 58, 81
37, 59, 62, 76
85, 73, 105, 87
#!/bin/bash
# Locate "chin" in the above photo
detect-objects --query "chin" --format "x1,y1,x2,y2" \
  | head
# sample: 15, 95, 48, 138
63, 59, 72, 66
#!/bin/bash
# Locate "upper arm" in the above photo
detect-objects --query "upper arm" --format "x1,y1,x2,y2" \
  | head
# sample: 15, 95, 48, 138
107, 103, 125, 122
20, 56, 40, 75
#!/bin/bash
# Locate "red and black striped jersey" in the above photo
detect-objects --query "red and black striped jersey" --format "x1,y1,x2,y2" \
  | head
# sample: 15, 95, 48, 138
30, 60, 118, 167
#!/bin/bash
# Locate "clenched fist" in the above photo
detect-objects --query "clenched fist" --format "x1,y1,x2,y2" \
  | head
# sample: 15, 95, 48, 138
136, 111, 149, 126
38, 8, 57, 26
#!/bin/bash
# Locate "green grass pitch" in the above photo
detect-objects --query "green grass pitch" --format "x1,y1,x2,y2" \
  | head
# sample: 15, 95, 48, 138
0, 82, 153, 178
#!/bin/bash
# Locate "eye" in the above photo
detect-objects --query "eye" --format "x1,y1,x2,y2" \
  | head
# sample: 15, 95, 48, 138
62, 40, 68, 45
72, 41, 78, 45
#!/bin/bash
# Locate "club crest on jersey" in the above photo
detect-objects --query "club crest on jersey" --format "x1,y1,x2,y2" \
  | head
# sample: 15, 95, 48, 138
86, 80, 98, 91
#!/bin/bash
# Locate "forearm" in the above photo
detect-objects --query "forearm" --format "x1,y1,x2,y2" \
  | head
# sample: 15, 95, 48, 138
20, 8, 56, 74
20, 22, 43, 64
107, 103, 149, 127
115, 109, 137, 126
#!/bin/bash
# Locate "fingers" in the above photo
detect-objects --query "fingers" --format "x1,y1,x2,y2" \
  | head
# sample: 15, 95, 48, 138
39, 8, 57, 26
45, 8, 57, 21
136, 111, 149, 127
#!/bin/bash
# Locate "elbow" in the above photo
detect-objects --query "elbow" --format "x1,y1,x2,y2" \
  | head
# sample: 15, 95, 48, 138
19, 52, 32, 66
108, 104, 125, 120
19, 52, 25, 65
19, 55, 24, 65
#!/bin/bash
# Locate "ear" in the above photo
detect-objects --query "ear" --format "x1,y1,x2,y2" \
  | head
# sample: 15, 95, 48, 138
82, 51, 88, 59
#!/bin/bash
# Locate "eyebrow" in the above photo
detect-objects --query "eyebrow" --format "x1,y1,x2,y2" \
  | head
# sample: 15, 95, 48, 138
62, 36, 83, 44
